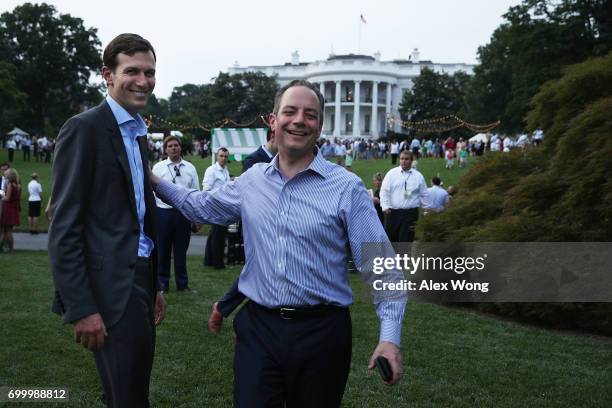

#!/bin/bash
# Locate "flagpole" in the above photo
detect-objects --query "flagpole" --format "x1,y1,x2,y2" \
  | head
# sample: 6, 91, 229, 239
358, 18, 361, 53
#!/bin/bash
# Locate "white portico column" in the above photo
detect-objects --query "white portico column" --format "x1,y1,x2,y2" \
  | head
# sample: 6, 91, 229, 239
385, 83, 392, 132
319, 82, 325, 130
353, 80, 360, 138
334, 81, 341, 137
371, 81, 379, 138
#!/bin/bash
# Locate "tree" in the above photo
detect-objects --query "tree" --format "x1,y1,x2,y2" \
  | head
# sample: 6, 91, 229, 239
398, 67, 471, 138
162, 72, 279, 139
466, 0, 612, 134
420, 52, 612, 335
0, 2, 102, 134
205, 72, 279, 125
0, 61, 26, 133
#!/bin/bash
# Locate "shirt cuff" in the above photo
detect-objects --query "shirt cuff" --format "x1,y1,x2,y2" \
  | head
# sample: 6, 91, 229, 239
380, 319, 402, 347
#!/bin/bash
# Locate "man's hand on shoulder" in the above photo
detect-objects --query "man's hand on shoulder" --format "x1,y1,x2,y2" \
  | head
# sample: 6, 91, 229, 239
154, 291, 166, 326
74, 313, 107, 351
368, 341, 402, 385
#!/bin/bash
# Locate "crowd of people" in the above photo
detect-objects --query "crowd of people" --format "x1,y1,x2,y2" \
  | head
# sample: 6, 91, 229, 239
4, 134, 55, 164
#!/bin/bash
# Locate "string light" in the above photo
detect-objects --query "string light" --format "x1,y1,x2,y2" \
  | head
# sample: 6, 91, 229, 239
147, 112, 500, 135
386, 113, 500, 134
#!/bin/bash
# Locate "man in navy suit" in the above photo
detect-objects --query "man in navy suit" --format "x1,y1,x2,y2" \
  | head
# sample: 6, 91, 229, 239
242, 128, 277, 172
49, 33, 166, 407
207, 128, 276, 332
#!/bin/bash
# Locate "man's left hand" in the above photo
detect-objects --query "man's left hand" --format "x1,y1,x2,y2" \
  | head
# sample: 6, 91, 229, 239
368, 341, 402, 385
154, 291, 166, 326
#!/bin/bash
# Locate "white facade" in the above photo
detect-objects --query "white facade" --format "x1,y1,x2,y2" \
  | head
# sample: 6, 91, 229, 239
228, 50, 474, 139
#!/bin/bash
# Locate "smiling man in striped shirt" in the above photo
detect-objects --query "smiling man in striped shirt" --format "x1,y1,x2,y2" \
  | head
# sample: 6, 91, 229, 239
150, 79, 407, 407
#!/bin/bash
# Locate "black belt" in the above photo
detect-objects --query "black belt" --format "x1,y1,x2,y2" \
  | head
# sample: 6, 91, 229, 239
249, 301, 346, 320
390, 207, 418, 213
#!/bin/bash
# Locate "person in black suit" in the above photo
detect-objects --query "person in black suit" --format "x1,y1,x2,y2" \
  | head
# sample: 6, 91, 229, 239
48, 33, 166, 408
241, 128, 277, 172
207, 128, 277, 333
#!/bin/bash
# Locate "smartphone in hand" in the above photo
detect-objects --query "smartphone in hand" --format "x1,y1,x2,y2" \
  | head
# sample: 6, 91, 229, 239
375, 356, 393, 382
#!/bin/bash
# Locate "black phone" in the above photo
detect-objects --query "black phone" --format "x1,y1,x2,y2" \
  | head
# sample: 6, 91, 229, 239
375, 356, 393, 382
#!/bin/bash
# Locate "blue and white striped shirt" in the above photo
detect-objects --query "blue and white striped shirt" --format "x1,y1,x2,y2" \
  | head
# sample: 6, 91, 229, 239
156, 151, 407, 345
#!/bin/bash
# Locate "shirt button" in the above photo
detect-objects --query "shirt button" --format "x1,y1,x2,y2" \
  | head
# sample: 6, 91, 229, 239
278, 262, 282, 269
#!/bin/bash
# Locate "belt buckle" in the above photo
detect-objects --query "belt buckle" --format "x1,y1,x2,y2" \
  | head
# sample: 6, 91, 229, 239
280, 307, 295, 320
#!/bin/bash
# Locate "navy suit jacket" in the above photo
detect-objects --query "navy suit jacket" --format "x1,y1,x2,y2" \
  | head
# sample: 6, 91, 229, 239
49, 101, 158, 327
242, 146, 272, 172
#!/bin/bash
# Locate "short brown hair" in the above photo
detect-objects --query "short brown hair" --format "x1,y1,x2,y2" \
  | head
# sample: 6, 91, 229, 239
163, 135, 181, 151
400, 150, 414, 159
272, 80, 325, 129
103, 33, 156, 72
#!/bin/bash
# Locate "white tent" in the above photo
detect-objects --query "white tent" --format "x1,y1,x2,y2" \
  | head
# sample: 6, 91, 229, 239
7, 127, 30, 137
211, 128, 267, 163
469, 133, 488, 143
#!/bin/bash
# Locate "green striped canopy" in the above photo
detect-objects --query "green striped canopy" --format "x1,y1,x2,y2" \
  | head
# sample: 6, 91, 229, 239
211, 128, 268, 163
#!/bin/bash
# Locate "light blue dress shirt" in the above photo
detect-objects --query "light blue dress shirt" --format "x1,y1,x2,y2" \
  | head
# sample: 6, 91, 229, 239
106, 95, 154, 257
157, 151, 407, 345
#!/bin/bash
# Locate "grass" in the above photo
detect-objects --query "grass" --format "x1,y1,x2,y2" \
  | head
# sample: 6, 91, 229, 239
1, 252, 610, 407
0, 148, 472, 233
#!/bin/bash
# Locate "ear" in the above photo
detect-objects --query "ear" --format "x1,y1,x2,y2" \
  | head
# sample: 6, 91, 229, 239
268, 113, 277, 133
102, 66, 113, 88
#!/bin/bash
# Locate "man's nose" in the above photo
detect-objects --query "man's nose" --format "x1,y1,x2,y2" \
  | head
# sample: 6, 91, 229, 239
292, 110, 305, 124
135, 72, 148, 86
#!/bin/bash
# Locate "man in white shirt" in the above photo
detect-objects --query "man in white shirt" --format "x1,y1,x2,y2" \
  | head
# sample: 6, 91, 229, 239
6, 138, 16, 163
152, 136, 200, 292
423, 177, 449, 213
380, 150, 427, 242
202, 147, 230, 268
390, 141, 400, 165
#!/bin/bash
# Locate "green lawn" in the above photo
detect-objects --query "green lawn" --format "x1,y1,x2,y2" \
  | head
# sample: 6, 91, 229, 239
0, 148, 472, 233
1, 252, 610, 407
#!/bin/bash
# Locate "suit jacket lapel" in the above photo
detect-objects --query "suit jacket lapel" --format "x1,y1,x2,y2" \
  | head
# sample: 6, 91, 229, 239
101, 101, 138, 220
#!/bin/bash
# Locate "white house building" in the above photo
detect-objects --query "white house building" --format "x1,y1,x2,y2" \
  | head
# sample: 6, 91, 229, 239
228, 49, 474, 139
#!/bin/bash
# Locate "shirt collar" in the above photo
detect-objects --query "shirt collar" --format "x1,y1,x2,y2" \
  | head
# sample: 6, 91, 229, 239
167, 158, 184, 167
214, 162, 227, 172
106, 95, 148, 135
265, 147, 328, 179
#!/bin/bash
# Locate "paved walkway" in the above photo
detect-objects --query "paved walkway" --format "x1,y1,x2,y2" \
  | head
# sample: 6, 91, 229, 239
12, 232, 208, 256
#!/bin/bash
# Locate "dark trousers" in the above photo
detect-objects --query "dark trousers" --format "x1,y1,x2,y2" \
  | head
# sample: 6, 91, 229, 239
23, 147, 30, 161
384, 207, 419, 242
391, 153, 398, 165
233, 302, 352, 408
93, 257, 156, 408
8, 148, 14, 162
156, 208, 191, 291
204, 223, 227, 268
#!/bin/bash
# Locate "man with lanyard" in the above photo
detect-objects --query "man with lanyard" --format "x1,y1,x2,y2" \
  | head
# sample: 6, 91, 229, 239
150, 80, 406, 407
202, 147, 230, 269
380, 150, 427, 242
152, 135, 200, 293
